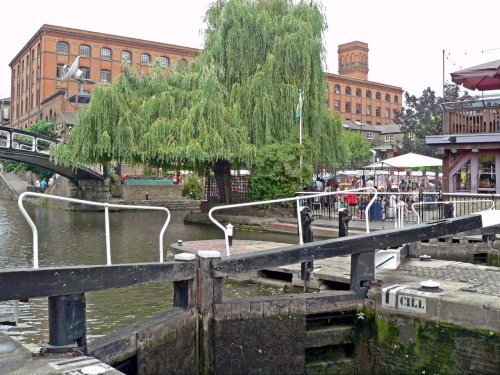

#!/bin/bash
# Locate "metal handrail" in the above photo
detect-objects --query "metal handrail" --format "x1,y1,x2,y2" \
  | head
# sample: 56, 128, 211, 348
17, 192, 171, 268
209, 187, 377, 256
411, 199, 494, 224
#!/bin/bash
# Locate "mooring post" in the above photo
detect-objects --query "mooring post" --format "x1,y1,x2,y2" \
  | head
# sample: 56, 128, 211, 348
45, 293, 87, 354
299, 206, 314, 289
173, 253, 197, 308
339, 208, 374, 298
197, 251, 223, 375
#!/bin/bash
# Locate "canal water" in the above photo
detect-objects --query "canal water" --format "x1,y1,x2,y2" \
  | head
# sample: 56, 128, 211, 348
0, 198, 298, 348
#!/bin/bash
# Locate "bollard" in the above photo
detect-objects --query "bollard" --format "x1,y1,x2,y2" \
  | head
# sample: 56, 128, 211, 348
299, 207, 314, 288
444, 202, 454, 218
45, 293, 87, 354
145, 192, 149, 200
226, 223, 234, 246
338, 208, 351, 238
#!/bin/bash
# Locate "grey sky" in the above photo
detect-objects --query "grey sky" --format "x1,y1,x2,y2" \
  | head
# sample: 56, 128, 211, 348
1, 0, 499, 100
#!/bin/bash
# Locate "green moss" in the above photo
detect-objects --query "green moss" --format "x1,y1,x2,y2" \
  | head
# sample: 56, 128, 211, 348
487, 251, 499, 266
376, 318, 400, 345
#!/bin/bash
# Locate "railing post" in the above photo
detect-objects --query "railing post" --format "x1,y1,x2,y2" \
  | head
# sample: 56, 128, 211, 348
343, 207, 374, 299
299, 207, 314, 289
173, 253, 197, 308
45, 293, 87, 354
197, 251, 222, 375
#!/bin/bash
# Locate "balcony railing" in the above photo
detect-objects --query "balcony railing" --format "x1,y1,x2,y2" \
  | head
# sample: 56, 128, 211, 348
444, 101, 500, 135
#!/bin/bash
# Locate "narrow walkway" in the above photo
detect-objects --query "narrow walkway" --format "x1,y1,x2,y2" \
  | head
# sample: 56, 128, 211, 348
0, 172, 30, 198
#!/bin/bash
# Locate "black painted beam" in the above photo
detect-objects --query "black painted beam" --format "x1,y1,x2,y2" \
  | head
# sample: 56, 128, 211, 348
0, 262, 195, 301
212, 214, 484, 277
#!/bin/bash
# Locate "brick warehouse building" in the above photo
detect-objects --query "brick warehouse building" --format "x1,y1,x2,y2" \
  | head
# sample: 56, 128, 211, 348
9, 27, 401, 132
9, 24, 200, 130
324, 42, 402, 126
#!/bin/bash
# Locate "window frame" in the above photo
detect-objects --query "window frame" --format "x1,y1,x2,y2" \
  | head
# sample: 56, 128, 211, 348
366, 132, 373, 140
355, 88, 362, 97
100, 47, 112, 61
100, 69, 111, 83
57, 41, 69, 55
79, 44, 91, 57
334, 84, 340, 94
375, 92, 381, 100
385, 134, 394, 142
345, 86, 352, 96
121, 50, 132, 63
159, 56, 170, 68
385, 93, 391, 102
346, 102, 352, 113
141, 53, 151, 65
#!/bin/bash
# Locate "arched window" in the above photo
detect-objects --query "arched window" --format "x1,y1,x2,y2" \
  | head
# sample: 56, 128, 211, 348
141, 53, 151, 65
394, 95, 399, 104
100, 69, 111, 83
334, 84, 340, 94
79, 45, 91, 57
385, 93, 390, 102
366, 90, 372, 99
159, 56, 170, 68
345, 86, 351, 95
375, 92, 381, 100
121, 50, 132, 63
355, 88, 362, 97
178, 58, 188, 69
101, 48, 112, 60
57, 41, 69, 55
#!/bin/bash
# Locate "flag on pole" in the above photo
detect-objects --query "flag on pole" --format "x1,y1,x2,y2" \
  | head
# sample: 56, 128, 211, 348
295, 89, 304, 121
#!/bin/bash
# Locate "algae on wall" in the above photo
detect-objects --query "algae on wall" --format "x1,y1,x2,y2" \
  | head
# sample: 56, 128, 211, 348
346, 309, 499, 374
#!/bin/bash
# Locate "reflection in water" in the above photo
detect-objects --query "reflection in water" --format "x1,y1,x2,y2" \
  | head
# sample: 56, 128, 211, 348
0, 198, 298, 347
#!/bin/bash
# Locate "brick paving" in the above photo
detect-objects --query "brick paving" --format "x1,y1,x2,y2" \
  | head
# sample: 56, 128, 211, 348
400, 262, 500, 297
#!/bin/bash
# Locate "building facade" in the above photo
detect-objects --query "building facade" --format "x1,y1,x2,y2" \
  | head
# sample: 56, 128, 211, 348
9, 24, 200, 129
325, 42, 403, 125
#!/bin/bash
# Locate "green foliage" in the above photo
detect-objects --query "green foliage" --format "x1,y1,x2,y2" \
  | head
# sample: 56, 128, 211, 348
182, 173, 204, 200
249, 142, 311, 201
52, 0, 345, 178
341, 131, 372, 169
395, 83, 476, 155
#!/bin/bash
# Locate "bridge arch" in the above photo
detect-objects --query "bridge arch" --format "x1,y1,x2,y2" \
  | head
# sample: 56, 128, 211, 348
0, 126, 104, 182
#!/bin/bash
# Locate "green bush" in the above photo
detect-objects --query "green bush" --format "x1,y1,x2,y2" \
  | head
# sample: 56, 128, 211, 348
249, 143, 311, 201
182, 173, 204, 200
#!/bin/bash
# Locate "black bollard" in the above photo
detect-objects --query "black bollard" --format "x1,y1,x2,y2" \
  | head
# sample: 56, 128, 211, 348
338, 208, 351, 238
45, 293, 87, 354
300, 207, 314, 286
444, 202, 454, 218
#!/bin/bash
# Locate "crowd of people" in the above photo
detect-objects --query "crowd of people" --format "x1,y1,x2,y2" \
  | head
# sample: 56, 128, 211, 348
309, 172, 442, 219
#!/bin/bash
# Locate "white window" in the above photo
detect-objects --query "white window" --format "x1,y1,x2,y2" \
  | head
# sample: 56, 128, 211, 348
100, 69, 111, 83
159, 56, 170, 68
57, 41, 69, 55
121, 50, 132, 63
79, 45, 91, 57
101, 48, 112, 60
385, 134, 394, 142
385, 108, 391, 118
366, 132, 373, 140
141, 53, 151, 65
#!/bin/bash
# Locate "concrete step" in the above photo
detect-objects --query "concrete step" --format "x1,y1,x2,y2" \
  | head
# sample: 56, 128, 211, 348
305, 325, 354, 348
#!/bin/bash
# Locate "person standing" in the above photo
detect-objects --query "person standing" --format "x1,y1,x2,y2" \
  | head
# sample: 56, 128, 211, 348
40, 179, 47, 192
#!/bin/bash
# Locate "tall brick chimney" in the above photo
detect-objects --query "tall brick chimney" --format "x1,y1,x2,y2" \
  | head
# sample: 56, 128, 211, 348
338, 41, 369, 80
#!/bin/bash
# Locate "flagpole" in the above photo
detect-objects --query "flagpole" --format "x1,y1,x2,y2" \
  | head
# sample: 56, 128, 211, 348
299, 89, 304, 180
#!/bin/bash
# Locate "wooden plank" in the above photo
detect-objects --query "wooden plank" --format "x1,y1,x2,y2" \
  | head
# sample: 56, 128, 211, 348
212, 215, 483, 276
0, 262, 195, 301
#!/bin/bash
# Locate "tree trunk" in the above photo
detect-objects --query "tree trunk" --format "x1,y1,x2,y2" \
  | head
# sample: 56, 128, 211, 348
213, 159, 231, 204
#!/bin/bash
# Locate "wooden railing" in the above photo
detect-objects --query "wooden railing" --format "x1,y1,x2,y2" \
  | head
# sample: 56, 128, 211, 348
444, 104, 500, 134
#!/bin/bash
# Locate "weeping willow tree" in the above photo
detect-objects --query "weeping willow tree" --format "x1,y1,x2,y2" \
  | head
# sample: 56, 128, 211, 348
52, 0, 346, 202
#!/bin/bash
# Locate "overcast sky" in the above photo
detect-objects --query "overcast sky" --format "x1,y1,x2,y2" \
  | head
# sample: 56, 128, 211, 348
1, 0, 499, 101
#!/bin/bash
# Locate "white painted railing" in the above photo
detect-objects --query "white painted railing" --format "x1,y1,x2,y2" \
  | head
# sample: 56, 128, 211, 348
209, 187, 377, 256
18, 192, 171, 268
411, 199, 494, 224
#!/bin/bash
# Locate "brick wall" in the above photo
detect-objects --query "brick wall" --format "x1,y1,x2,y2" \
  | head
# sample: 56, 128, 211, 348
121, 185, 182, 201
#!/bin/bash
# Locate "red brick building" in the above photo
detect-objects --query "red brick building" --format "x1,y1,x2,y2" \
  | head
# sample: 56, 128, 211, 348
9, 27, 401, 132
9, 24, 200, 129
325, 41, 402, 125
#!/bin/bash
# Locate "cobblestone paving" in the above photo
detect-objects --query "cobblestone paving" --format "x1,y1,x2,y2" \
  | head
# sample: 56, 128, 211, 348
400, 263, 500, 297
